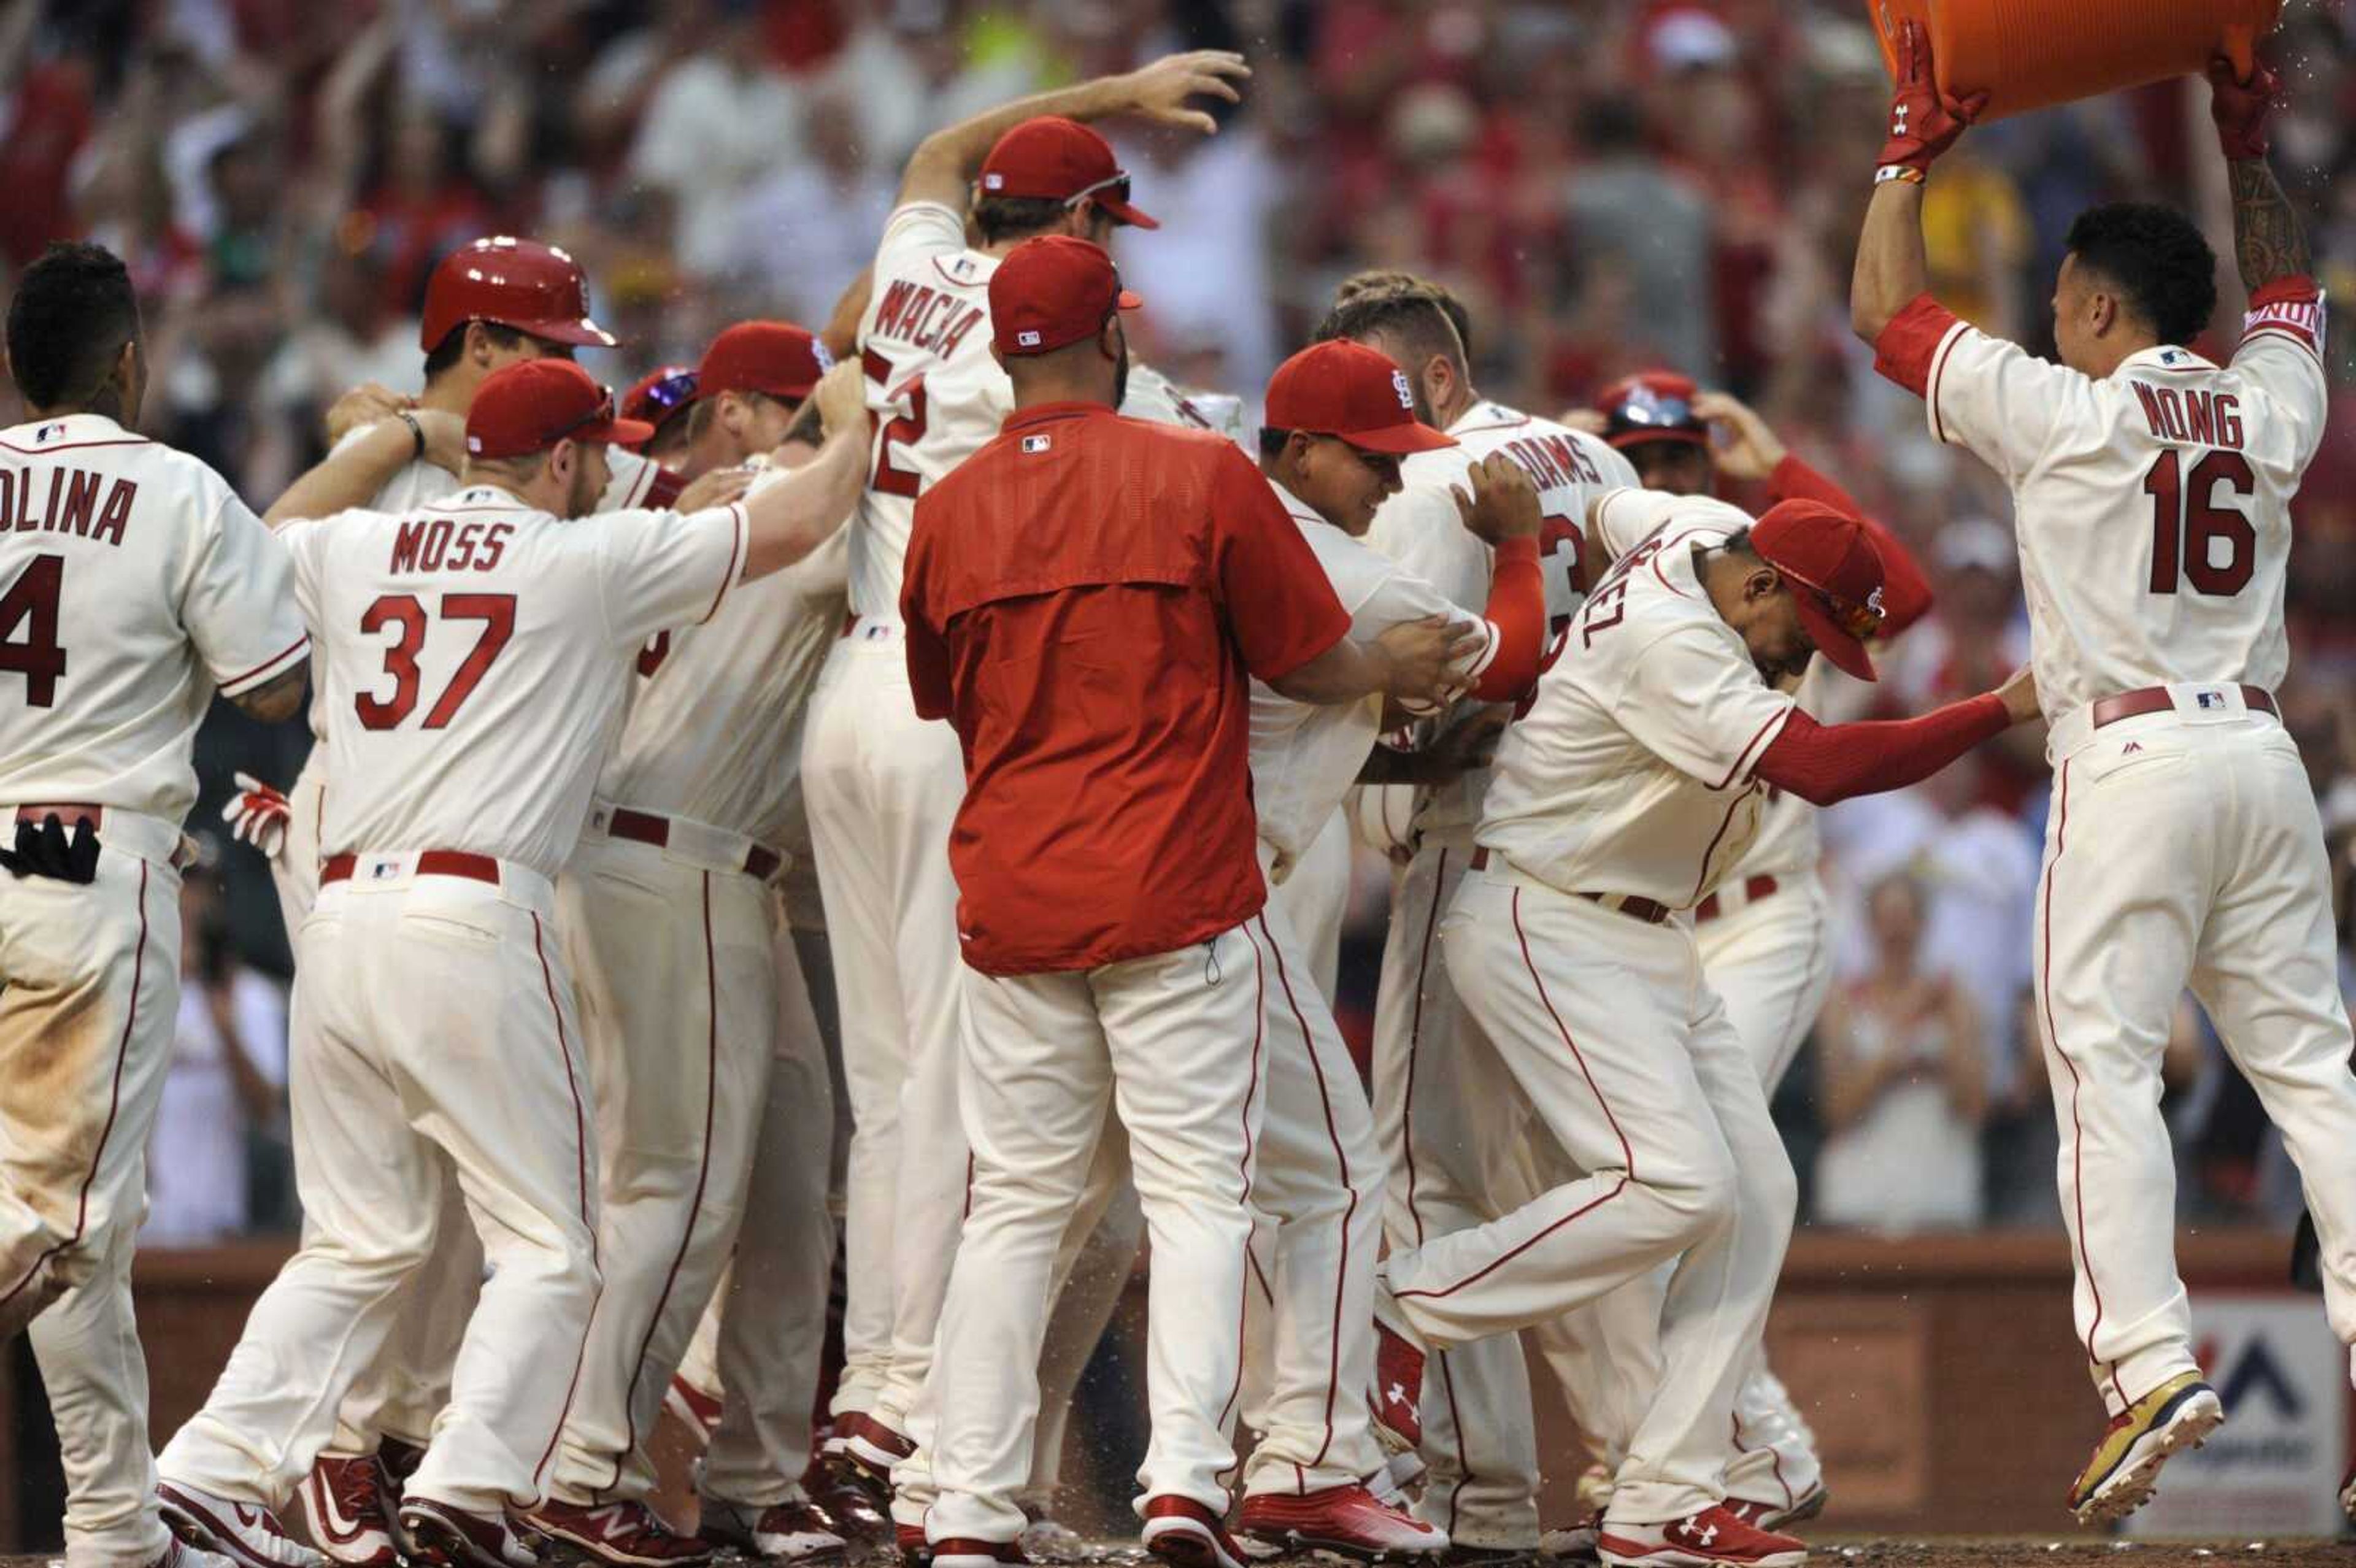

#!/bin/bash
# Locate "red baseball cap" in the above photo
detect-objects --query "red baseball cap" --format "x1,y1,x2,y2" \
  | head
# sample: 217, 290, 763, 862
420, 236, 617, 352
620, 364, 698, 448
978, 117, 1159, 229
1265, 342, 1457, 456
1750, 498, 1888, 682
1598, 370, 1707, 450
989, 236, 1141, 358
697, 320, 834, 402
466, 359, 652, 460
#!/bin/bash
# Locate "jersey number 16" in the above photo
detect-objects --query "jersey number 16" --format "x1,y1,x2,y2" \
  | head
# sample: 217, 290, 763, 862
2144, 449, 2255, 597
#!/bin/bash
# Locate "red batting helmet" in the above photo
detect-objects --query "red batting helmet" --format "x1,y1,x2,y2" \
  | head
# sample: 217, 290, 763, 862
419, 237, 618, 353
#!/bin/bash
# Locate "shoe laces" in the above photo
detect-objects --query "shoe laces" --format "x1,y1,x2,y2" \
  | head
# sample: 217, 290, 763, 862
329, 1462, 389, 1526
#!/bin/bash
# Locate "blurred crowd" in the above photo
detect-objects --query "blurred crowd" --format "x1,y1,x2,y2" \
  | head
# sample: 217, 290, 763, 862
9, 0, 2352, 1243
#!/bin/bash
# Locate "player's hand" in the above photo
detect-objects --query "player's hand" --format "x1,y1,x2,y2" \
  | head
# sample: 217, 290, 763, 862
1450, 455, 1542, 545
411, 409, 468, 474
813, 358, 868, 440
1374, 614, 1485, 709
676, 465, 756, 513
1555, 407, 1607, 437
1690, 391, 1787, 482
1995, 664, 2040, 726
325, 382, 414, 447
0, 812, 101, 884
220, 772, 293, 861
1119, 50, 1250, 136
1879, 21, 1986, 176
2206, 54, 2279, 162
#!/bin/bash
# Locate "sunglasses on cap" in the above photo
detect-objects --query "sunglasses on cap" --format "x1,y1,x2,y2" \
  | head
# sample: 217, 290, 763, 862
1064, 172, 1133, 212
560, 386, 623, 441
1780, 566, 1887, 642
1609, 384, 1698, 435
633, 369, 698, 419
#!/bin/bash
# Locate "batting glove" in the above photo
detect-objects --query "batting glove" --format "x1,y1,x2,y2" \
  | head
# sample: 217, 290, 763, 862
221, 771, 293, 860
2207, 54, 2279, 162
1877, 21, 1987, 182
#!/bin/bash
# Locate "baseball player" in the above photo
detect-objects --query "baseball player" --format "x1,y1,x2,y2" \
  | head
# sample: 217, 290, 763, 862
1227, 338, 1563, 1558
801, 53, 1253, 1482
153, 356, 853, 1568
0, 240, 309, 1568
1533, 379, 1936, 1534
1311, 279, 1636, 1557
892, 235, 1469, 1568
621, 366, 699, 469
1381, 486, 2038, 1568
527, 327, 864, 1566
1854, 27, 2356, 1526
225, 237, 701, 1568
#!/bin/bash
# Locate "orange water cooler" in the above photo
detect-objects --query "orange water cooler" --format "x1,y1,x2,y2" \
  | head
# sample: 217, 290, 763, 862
1866, 0, 2282, 120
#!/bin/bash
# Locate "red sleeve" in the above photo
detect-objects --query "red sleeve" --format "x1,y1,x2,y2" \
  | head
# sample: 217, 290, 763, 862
1752, 694, 2008, 807
1873, 292, 1963, 397
1766, 454, 1934, 636
2241, 274, 2325, 355
1468, 536, 1544, 701
899, 515, 954, 721
1212, 448, 1351, 682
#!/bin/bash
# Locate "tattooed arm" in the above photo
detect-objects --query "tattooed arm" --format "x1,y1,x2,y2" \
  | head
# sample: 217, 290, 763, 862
2226, 157, 2311, 294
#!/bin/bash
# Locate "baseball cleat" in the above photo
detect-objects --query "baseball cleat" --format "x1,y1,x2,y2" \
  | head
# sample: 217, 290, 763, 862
895, 1522, 932, 1568
666, 1375, 723, 1447
157, 1483, 328, 1568
145, 1537, 243, 1568
828, 1410, 917, 1480
374, 1439, 426, 1559
930, 1540, 1028, 1568
1371, 1318, 1426, 1455
1596, 1507, 1806, 1568
2066, 1372, 2225, 1525
398, 1497, 538, 1568
1015, 1504, 1092, 1564
298, 1452, 399, 1567
808, 1453, 891, 1543
522, 1500, 714, 1567
697, 1497, 845, 1563
1236, 1483, 1449, 1560
2341, 1456, 2355, 1523
1140, 1496, 1251, 1568
1539, 1511, 1601, 1564
1723, 1485, 1826, 1535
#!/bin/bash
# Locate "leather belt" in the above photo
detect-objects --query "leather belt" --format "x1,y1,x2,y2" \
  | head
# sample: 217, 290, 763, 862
321, 850, 501, 887
2091, 683, 2276, 729
1469, 846, 1673, 925
1696, 874, 1779, 924
606, 806, 783, 882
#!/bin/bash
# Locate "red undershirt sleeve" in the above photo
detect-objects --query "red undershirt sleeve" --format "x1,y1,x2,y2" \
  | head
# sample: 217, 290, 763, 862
1467, 537, 1544, 701
1753, 694, 2009, 807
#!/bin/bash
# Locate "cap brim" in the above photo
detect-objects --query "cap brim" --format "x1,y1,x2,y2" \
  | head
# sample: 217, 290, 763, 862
1117, 288, 1143, 311
1341, 422, 1458, 456
573, 415, 658, 448
522, 316, 622, 349
1792, 592, 1877, 683
1098, 196, 1160, 230
1606, 427, 1709, 451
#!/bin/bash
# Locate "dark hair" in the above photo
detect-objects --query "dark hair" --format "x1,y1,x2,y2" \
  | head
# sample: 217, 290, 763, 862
974, 194, 1069, 247
423, 320, 528, 381
1313, 287, 1468, 377
1258, 425, 1295, 460
2063, 203, 2218, 347
1334, 271, 1476, 358
7, 242, 140, 410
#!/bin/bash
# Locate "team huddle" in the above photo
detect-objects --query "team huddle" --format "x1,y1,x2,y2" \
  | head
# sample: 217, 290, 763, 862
2, 29, 2353, 1568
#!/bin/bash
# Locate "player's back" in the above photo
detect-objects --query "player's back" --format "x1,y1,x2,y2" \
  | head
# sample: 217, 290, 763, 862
0, 415, 307, 821
282, 482, 747, 875
850, 201, 1008, 622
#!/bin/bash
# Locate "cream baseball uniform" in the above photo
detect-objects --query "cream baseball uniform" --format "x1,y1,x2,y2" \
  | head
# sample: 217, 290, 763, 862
1384, 491, 1800, 1526
0, 413, 308, 1568
1886, 288, 2356, 1409
545, 469, 849, 1510
1361, 402, 1633, 1546
285, 443, 678, 1467
159, 481, 749, 1518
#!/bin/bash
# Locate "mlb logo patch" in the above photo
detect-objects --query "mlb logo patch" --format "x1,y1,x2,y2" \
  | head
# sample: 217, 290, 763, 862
1022, 434, 1052, 454
1017, 330, 1042, 347
2196, 690, 2224, 709
983, 172, 1004, 191
35, 422, 64, 443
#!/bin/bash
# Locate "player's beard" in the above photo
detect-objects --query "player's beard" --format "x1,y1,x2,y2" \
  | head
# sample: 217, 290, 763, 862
1112, 339, 1131, 411
567, 460, 601, 518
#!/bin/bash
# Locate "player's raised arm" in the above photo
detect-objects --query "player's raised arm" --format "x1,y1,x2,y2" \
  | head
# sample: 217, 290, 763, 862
264, 407, 466, 528
1850, 21, 1985, 343
737, 359, 869, 580
893, 50, 1250, 210
2208, 56, 2309, 296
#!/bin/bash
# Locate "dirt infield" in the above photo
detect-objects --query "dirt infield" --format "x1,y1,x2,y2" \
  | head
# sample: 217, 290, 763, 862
1811, 1537, 2352, 1567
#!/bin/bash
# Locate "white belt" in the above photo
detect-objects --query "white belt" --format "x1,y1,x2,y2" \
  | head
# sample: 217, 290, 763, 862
2046, 680, 2280, 759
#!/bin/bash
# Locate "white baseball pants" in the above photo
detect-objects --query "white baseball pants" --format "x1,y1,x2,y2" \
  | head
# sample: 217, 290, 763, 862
2036, 703, 2356, 1411
1387, 865, 1797, 1526
1025, 1155, 1144, 1507
801, 626, 965, 1431
1370, 842, 1543, 1548
1267, 809, 1351, 1004
0, 821, 183, 1568
923, 925, 1270, 1546
160, 857, 601, 1516
547, 831, 780, 1504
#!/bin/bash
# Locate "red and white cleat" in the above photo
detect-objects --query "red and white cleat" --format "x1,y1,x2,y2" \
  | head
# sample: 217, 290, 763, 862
827, 1411, 917, 1481
157, 1483, 327, 1568
522, 1500, 713, 1567
1237, 1483, 1449, 1561
1372, 1319, 1426, 1455
1596, 1507, 1806, 1568
1141, 1496, 1252, 1568
298, 1453, 399, 1567
1722, 1485, 1825, 1535
398, 1499, 539, 1568
698, 1496, 845, 1562
666, 1375, 724, 1447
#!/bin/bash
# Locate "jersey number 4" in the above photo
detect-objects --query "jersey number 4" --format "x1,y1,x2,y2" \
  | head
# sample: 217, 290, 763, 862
0, 554, 66, 707
2144, 449, 2255, 596
356, 593, 515, 730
